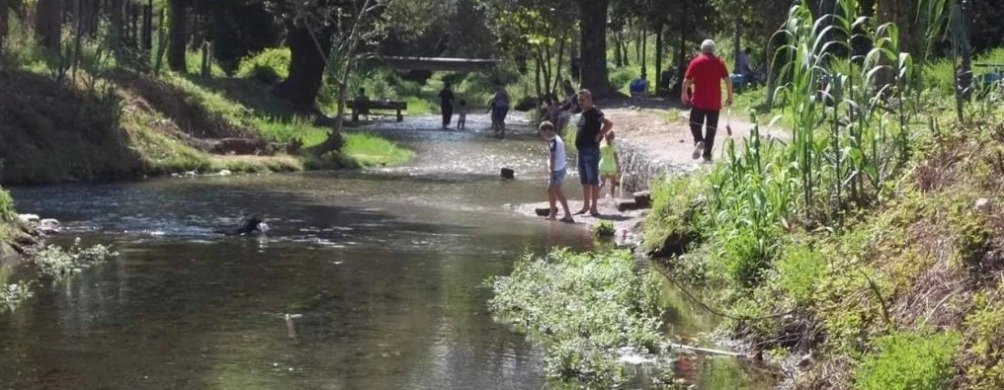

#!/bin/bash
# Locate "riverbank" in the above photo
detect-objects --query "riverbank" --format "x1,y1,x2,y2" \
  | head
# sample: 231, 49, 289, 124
0, 69, 413, 185
628, 101, 1004, 388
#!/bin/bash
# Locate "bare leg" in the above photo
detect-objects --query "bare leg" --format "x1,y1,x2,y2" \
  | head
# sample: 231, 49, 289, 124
609, 177, 617, 198
576, 185, 590, 214
546, 188, 558, 220
556, 188, 574, 222
588, 185, 600, 215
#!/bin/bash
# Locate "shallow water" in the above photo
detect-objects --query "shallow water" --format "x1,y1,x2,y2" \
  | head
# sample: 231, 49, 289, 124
1, 114, 767, 389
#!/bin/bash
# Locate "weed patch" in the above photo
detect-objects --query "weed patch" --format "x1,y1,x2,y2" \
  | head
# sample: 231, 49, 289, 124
854, 330, 960, 390
35, 238, 119, 279
489, 249, 668, 385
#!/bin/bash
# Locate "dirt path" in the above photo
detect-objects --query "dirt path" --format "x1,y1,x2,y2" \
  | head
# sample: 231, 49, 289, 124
600, 98, 786, 171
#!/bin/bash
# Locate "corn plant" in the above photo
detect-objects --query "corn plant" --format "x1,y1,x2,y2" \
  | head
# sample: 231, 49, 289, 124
697, 0, 919, 285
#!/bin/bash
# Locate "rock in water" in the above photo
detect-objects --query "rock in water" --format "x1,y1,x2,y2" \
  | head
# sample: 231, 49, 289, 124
633, 191, 652, 209
500, 168, 515, 179
534, 207, 551, 217
615, 199, 639, 212
39, 218, 61, 234
18, 214, 40, 224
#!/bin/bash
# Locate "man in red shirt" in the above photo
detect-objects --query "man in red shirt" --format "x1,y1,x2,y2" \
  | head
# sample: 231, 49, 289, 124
681, 39, 734, 162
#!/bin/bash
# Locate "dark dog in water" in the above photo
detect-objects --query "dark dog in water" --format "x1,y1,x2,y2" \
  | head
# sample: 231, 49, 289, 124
216, 216, 269, 236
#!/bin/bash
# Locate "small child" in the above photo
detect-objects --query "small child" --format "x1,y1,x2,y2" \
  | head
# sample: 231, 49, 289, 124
599, 131, 621, 198
539, 121, 574, 223
457, 100, 467, 130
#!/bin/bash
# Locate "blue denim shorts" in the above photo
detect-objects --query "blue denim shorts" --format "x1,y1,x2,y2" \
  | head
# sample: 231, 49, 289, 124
577, 145, 600, 185
549, 167, 567, 188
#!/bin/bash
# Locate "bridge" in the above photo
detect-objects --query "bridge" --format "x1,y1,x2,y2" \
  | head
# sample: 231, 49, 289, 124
378, 56, 501, 72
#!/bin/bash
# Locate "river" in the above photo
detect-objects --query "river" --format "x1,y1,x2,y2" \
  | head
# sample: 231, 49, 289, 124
1, 114, 769, 389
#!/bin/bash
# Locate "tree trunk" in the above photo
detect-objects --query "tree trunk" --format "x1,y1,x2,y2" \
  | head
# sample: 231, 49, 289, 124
0, 0, 9, 52
672, 1, 690, 96
35, 0, 62, 51
155, 8, 167, 74
621, 36, 629, 67
641, 27, 647, 76
876, 0, 916, 54
655, 23, 663, 89
578, 0, 613, 96
274, 25, 332, 110
552, 35, 566, 93
200, 41, 210, 78
534, 53, 542, 99
610, 31, 618, 66
733, 17, 741, 70
167, 0, 188, 72
142, 0, 153, 52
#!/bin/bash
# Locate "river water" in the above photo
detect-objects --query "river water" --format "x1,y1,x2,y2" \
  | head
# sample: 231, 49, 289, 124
1, 114, 769, 389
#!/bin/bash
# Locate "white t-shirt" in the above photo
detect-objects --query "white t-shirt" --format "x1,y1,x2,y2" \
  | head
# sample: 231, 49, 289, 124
548, 135, 568, 171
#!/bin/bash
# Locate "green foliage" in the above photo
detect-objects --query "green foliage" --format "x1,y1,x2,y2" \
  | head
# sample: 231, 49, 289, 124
592, 221, 616, 238
960, 290, 1004, 389
0, 281, 33, 314
643, 173, 706, 254
773, 237, 825, 305
0, 188, 15, 222
854, 330, 960, 390
35, 238, 119, 279
489, 249, 668, 385
236, 48, 291, 84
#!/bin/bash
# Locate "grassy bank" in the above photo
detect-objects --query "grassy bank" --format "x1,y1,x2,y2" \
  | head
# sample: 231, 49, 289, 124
0, 66, 413, 184
640, 1, 1004, 387
0, 18, 413, 185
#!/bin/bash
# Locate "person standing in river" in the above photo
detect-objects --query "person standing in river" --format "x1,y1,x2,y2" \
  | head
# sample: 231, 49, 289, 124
574, 89, 613, 216
439, 83, 455, 129
681, 39, 733, 163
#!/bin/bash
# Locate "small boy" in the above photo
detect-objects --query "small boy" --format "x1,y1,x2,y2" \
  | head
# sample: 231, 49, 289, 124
539, 121, 574, 223
457, 100, 467, 130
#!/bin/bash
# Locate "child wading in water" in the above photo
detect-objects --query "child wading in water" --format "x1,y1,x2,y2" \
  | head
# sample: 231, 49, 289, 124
457, 100, 468, 130
539, 121, 574, 223
599, 131, 621, 198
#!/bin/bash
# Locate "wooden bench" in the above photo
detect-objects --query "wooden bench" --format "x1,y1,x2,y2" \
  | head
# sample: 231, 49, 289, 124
347, 100, 407, 123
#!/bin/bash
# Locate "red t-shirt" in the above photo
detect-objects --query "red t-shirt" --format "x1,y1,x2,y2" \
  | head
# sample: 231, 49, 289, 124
685, 54, 729, 111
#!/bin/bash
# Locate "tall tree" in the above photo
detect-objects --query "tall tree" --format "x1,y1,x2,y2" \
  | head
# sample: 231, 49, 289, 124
273, 24, 332, 109
167, 0, 189, 72
0, 0, 10, 51
578, 0, 613, 95
35, 0, 62, 51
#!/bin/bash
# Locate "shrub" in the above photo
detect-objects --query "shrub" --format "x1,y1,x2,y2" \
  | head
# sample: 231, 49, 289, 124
35, 238, 119, 278
0, 281, 32, 314
609, 67, 635, 92
0, 188, 15, 222
488, 249, 667, 385
642, 173, 707, 255
854, 330, 960, 390
236, 48, 291, 84
774, 237, 826, 304
592, 221, 616, 238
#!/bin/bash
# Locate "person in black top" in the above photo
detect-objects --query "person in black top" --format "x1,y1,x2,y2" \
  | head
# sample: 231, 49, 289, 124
574, 89, 613, 216
439, 83, 455, 129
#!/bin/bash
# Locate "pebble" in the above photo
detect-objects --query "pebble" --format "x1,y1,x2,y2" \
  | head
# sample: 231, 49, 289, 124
975, 197, 991, 213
